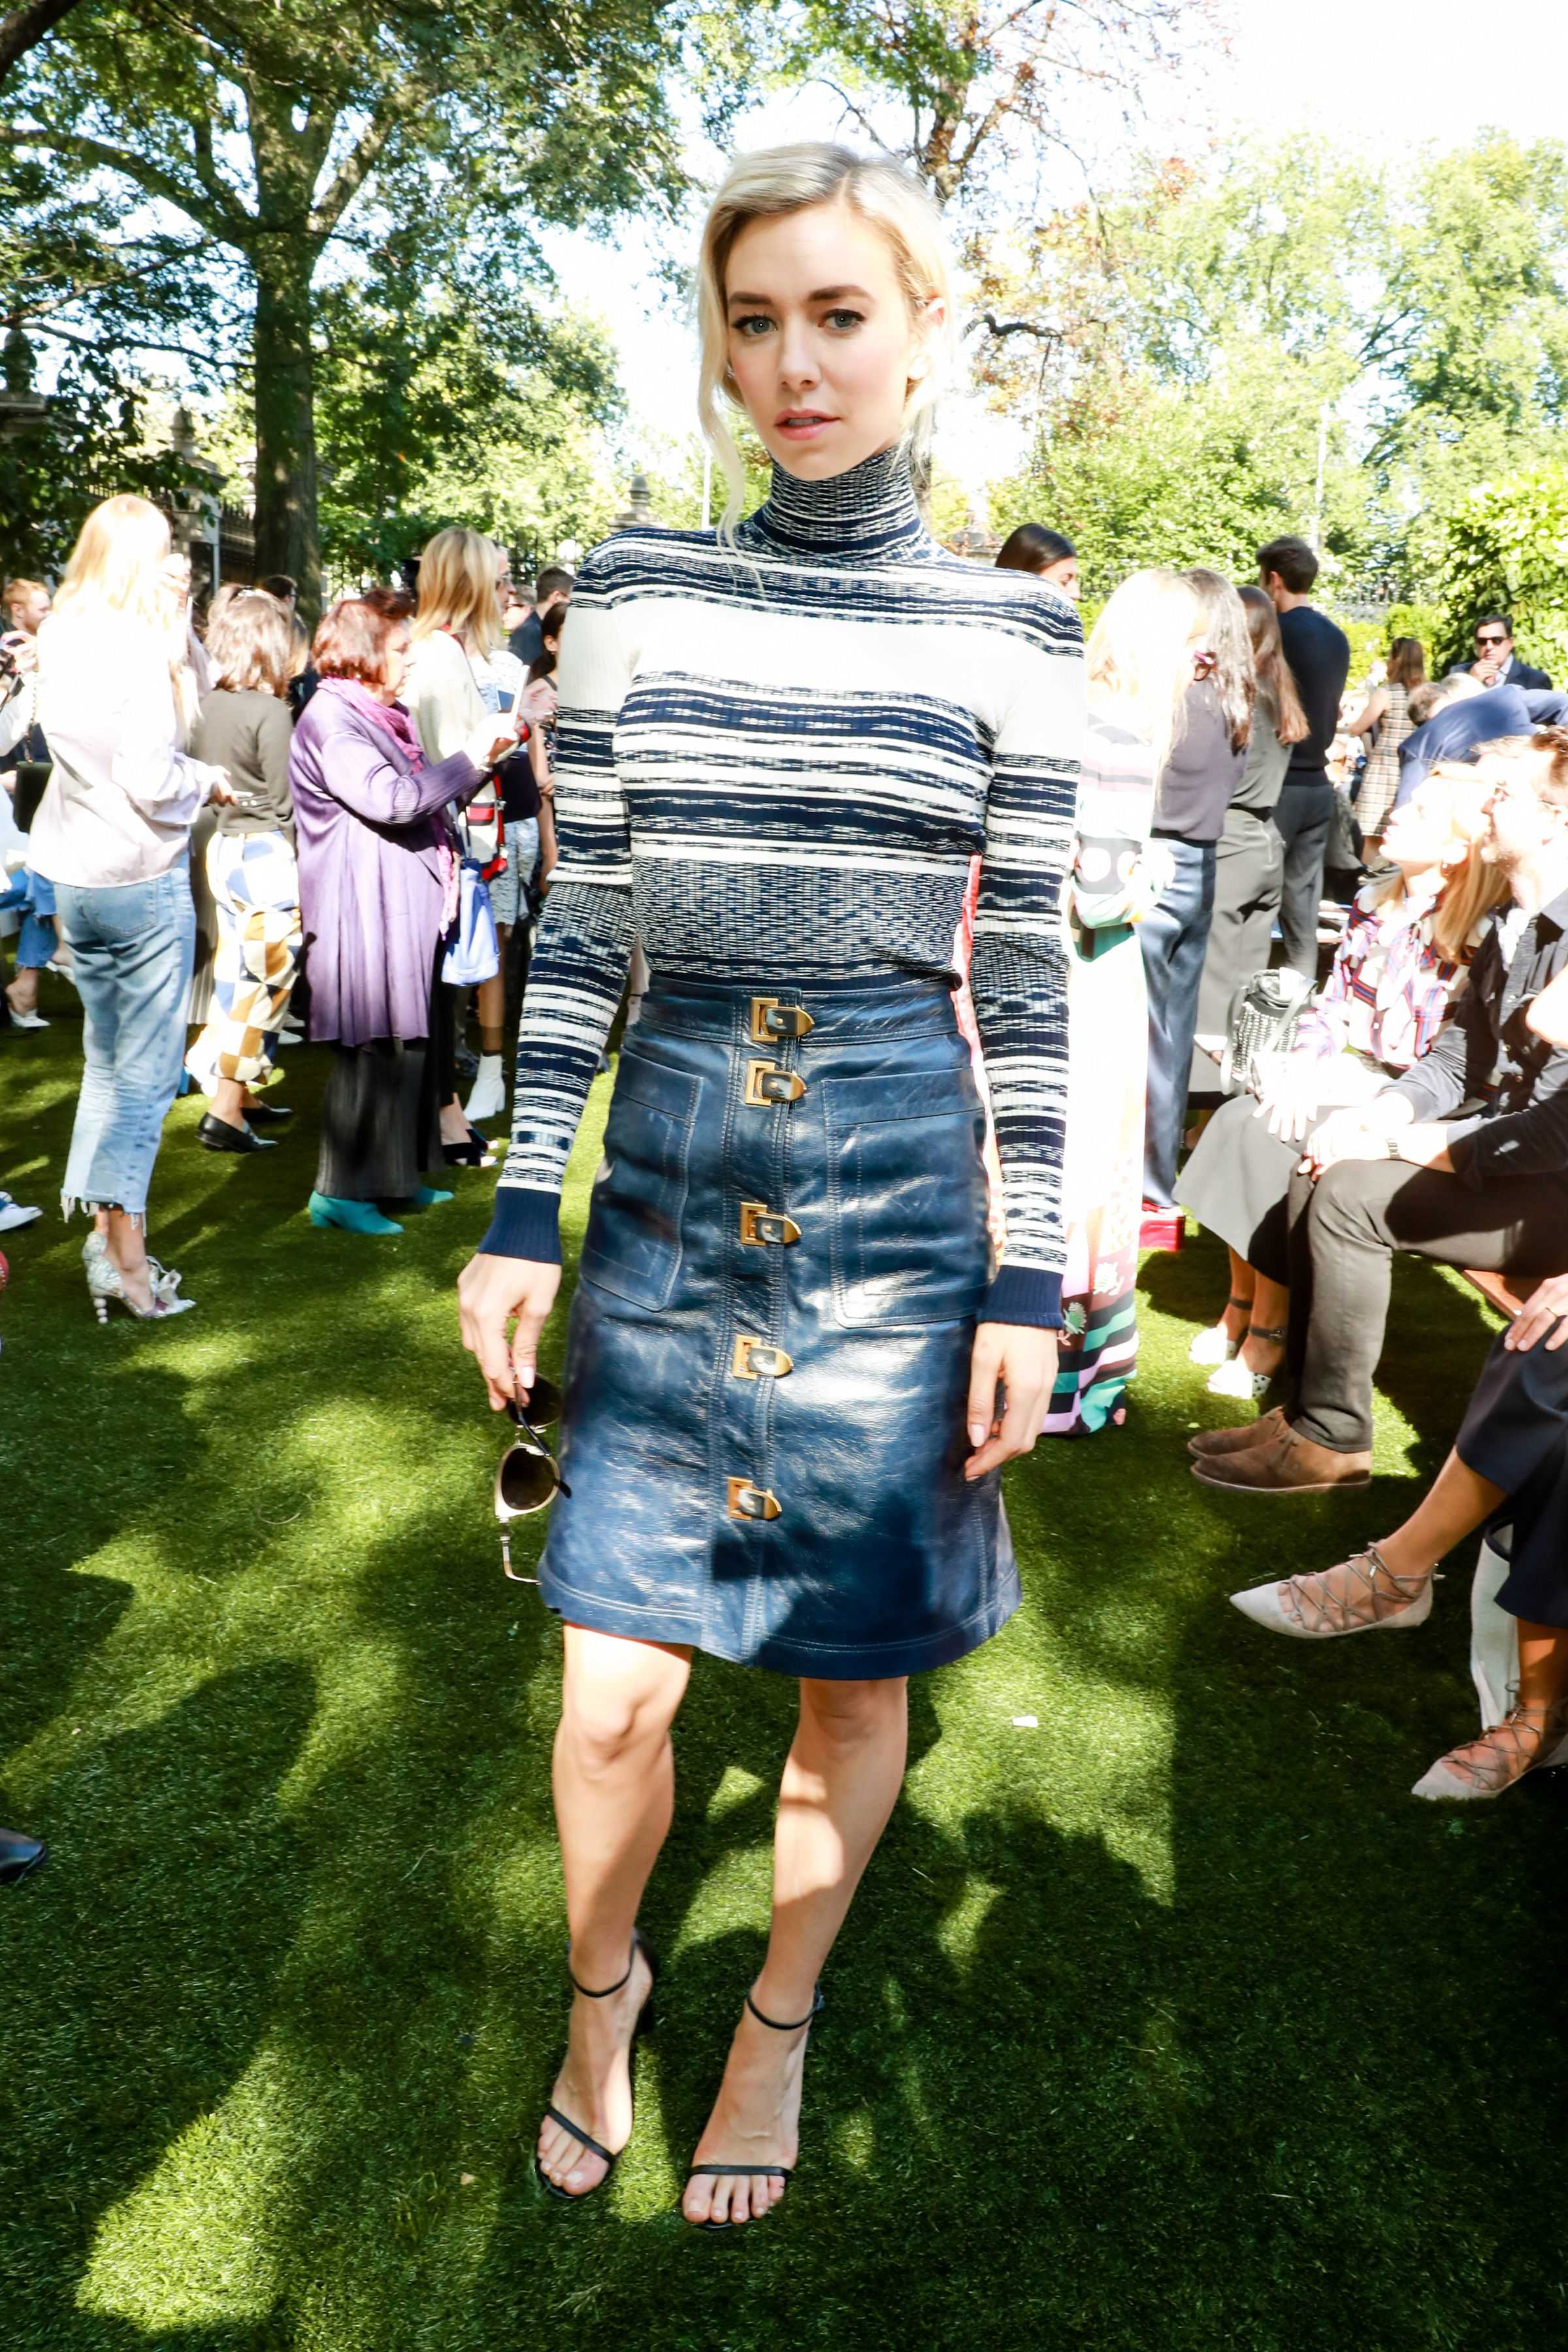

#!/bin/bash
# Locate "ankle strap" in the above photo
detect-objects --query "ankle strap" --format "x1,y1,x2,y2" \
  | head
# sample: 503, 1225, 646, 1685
568, 1931, 642, 2000
1246, 1324, 1289, 1345
745, 1984, 824, 2033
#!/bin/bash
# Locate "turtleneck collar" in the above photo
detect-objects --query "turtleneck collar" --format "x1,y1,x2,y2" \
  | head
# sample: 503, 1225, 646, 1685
744, 444, 930, 566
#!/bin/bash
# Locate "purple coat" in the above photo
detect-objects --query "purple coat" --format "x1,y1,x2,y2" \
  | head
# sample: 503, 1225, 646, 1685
291, 680, 484, 1047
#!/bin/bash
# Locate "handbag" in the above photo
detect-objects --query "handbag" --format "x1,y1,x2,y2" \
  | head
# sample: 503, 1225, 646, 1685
1220, 966, 1315, 1097
442, 855, 500, 987
1326, 784, 1364, 877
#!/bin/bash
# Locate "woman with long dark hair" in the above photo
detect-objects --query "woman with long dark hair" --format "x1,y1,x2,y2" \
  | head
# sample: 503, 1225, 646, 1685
996, 523, 1079, 603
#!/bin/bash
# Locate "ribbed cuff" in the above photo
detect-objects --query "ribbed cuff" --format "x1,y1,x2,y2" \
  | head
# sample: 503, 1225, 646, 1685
981, 1266, 1064, 1330
478, 1183, 562, 1264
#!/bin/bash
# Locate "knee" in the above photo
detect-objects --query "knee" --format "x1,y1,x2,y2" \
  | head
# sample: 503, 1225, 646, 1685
561, 1676, 673, 1776
799, 1676, 906, 1757
1309, 1160, 1374, 1241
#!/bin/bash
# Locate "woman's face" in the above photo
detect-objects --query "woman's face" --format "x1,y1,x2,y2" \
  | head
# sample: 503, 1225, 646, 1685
1382, 778, 1462, 875
1042, 554, 1079, 602
380, 622, 412, 704
724, 198, 939, 481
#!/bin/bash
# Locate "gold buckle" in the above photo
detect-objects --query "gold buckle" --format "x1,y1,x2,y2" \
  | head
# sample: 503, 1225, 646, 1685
731, 1335, 794, 1380
739, 1201, 801, 1246
750, 996, 815, 1044
744, 1060, 806, 1107
727, 1477, 781, 1521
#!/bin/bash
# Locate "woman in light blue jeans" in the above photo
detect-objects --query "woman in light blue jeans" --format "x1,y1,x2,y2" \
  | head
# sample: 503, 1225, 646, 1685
28, 496, 230, 1320
54, 864, 197, 1222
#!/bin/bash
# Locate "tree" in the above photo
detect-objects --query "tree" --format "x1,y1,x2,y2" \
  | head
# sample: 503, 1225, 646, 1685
0, 0, 80, 86
1432, 464, 1568, 681
781, 0, 1219, 209
4, 0, 713, 610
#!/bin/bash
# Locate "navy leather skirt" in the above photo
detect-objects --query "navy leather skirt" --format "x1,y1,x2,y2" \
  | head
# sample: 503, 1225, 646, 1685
538, 975, 1021, 1678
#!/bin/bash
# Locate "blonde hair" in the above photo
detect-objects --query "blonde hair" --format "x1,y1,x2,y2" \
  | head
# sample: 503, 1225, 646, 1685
52, 495, 198, 736
204, 589, 293, 698
412, 527, 502, 653
1086, 569, 1204, 783
697, 142, 956, 537
1374, 762, 1509, 964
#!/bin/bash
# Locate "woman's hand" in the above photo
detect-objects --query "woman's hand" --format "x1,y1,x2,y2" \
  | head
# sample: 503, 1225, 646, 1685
1504, 1273, 1568, 1353
1258, 1053, 1321, 1143
964, 1321, 1058, 1480
518, 679, 558, 732
457, 1250, 562, 1409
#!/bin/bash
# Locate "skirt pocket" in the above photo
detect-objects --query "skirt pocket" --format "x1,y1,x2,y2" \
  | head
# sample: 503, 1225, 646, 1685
822, 1067, 989, 1328
580, 1051, 702, 1311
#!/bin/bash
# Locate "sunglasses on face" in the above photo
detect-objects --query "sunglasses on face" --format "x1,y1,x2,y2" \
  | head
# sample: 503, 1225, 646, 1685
1477, 634, 1509, 649
495, 1375, 570, 1581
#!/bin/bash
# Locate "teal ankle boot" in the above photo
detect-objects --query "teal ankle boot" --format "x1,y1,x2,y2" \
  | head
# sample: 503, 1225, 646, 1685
308, 1192, 403, 1235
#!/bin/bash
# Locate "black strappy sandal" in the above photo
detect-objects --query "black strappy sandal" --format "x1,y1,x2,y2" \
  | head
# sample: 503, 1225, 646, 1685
538, 1929, 657, 2202
685, 1984, 824, 2231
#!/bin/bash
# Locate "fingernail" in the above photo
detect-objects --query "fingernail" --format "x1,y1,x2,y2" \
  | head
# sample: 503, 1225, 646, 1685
968, 1422, 987, 1446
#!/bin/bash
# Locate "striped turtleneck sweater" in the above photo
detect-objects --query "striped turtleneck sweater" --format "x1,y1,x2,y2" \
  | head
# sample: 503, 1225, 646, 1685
481, 446, 1085, 1328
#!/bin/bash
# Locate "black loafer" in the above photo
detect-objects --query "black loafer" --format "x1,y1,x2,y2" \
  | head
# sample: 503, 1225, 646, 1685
0, 1827, 46, 1886
197, 1113, 277, 1153
243, 1100, 293, 1124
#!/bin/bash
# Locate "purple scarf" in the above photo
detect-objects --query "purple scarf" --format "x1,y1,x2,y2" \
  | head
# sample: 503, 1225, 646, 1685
317, 677, 458, 925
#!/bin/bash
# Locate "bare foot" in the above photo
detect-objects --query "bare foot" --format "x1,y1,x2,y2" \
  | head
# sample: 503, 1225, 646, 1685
681, 1990, 816, 2229
536, 1941, 653, 2197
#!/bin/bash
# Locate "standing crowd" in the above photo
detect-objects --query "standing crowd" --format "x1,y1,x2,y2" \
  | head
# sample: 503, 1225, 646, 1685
3, 161, 1566, 2225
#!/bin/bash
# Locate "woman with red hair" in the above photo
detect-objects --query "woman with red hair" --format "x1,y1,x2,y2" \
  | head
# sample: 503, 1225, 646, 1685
289, 596, 516, 1233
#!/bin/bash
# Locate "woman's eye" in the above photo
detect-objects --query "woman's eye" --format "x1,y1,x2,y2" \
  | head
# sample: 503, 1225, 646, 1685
824, 308, 864, 331
732, 313, 773, 338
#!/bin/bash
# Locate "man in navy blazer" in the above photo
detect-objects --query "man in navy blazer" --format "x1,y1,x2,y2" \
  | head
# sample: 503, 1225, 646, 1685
1394, 674, 1568, 809
1471, 613, 1552, 691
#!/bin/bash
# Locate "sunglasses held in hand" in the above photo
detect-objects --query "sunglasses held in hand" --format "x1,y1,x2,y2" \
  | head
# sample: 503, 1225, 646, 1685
495, 1375, 570, 1582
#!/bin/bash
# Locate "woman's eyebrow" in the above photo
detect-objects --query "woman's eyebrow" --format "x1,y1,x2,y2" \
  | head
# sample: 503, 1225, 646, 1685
725, 284, 874, 307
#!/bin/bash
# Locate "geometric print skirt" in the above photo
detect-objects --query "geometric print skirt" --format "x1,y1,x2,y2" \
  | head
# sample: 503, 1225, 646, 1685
186, 827, 302, 1092
537, 973, 1022, 1680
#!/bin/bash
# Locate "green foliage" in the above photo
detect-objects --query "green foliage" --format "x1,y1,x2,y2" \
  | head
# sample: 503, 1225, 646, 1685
1431, 463, 1568, 679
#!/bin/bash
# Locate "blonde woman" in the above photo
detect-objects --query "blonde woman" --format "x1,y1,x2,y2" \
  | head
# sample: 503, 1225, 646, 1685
29, 495, 233, 1320
1047, 568, 1204, 1434
457, 144, 1083, 2223
184, 589, 302, 1151
1177, 764, 1505, 1398
405, 528, 556, 1127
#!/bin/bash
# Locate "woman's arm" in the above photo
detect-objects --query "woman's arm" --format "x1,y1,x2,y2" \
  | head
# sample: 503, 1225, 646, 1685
477, 561, 634, 1266
109, 652, 223, 819
318, 719, 487, 828
1344, 686, 1388, 739
970, 599, 1086, 1332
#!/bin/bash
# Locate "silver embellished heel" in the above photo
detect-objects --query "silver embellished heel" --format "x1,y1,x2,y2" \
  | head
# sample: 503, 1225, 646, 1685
86, 1247, 196, 1323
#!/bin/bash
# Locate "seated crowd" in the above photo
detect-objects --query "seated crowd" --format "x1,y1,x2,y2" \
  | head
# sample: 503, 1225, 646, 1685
1181, 712, 1568, 1806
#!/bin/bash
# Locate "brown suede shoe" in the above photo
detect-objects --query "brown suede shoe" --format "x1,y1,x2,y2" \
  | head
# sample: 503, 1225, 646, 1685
1188, 1405, 1290, 1460
1190, 1419, 1371, 1494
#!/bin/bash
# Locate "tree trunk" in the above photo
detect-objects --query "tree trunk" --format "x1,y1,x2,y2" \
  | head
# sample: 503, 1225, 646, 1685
0, 0, 84, 85
251, 246, 321, 618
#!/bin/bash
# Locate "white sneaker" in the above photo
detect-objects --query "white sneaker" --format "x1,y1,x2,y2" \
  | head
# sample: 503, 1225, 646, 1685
0, 1192, 41, 1232
464, 1053, 506, 1123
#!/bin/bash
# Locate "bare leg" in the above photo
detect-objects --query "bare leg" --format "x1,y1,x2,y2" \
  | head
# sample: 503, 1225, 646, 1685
538, 1625, 692, 2197
1237, 1271, 1290, 1379
1376, 1449, 1505, 1582
682, 1674, 908, 2228
103, 1205, 154, 1314
476, 973, 506, 1058
1217, 1250, 1255, 1339
208, 1075, 247, 1131
6, 964, 39, 1016
439, 1092, 469, 1145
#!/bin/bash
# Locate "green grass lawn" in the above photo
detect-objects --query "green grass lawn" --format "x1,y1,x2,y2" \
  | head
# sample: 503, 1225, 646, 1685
3, 1001, 1565, 2350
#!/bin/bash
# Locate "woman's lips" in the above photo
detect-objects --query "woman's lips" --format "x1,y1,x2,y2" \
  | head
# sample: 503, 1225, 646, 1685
776, 414, 836, 439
